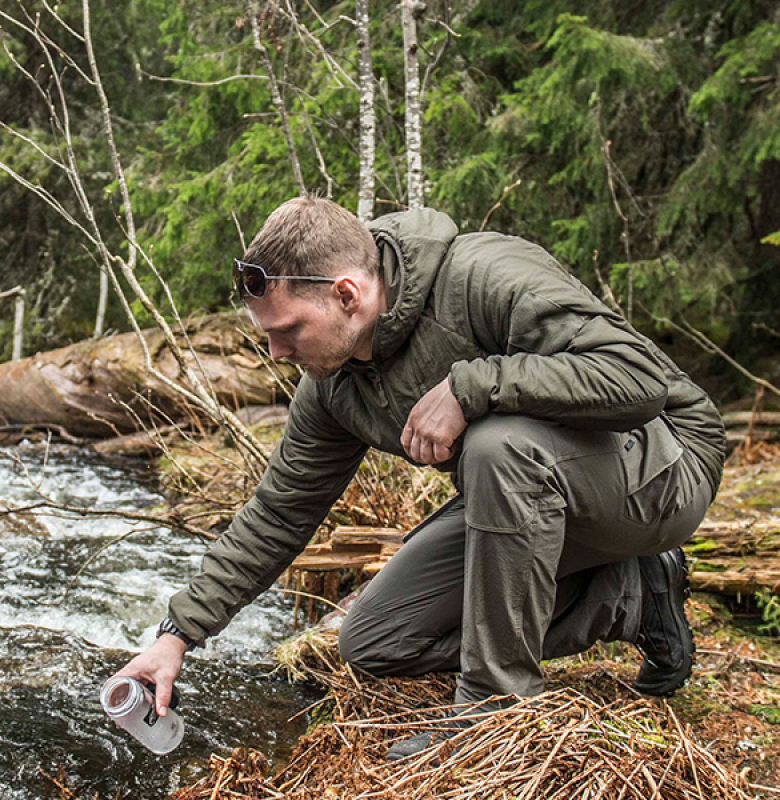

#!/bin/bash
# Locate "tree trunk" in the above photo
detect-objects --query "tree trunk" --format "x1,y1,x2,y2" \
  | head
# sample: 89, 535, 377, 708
94, 266, 108, 338
0, 312, 297, 437
401, 0, 424, 209
356, 0, 375, 222
12, 291, 24, 360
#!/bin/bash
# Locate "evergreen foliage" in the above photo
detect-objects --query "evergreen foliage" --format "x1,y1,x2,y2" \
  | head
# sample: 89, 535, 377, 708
0, 0, 778, 397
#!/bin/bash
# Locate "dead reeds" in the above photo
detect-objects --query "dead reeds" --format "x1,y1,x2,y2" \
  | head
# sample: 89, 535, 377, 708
170, 649, 760, 800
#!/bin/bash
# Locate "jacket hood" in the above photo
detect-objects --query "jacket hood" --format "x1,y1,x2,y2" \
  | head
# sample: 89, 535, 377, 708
367, 209, 459, 363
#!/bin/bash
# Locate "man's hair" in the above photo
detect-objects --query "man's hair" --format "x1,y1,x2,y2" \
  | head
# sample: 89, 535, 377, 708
242, 197, 379, 294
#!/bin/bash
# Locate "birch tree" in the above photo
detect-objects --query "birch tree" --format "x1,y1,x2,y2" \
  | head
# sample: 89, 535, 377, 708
401, 0, 425, 209
356, 0, 375, 222
94, 268, 108, 338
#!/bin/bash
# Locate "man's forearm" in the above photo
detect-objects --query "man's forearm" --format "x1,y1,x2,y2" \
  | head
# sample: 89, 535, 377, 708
168, 494, 316, 643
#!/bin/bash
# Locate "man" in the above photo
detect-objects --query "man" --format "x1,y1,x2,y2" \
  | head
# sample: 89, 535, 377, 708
118, 197, 725, 760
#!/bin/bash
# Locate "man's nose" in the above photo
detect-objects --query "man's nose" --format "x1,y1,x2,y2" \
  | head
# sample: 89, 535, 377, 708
267, 336, 293, 361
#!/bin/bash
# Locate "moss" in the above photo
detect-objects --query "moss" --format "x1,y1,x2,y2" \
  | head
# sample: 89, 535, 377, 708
750, 705, 780, 725
743, 492, 780, 509
306, 696, 335, 733
686, 538, 720, 554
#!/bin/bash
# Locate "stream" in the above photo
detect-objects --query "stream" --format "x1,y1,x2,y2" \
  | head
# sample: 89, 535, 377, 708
0, 441, 319, 800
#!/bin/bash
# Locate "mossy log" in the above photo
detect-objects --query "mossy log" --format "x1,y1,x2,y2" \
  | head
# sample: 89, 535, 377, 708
0, 312, 296, 437
686, 520, 780, 595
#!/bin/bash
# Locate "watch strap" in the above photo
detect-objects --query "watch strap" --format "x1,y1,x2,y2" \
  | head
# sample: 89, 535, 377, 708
156, 616, 197, 651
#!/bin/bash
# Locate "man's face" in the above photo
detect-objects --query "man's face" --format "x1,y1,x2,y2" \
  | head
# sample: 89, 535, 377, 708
245, 284, 361, 381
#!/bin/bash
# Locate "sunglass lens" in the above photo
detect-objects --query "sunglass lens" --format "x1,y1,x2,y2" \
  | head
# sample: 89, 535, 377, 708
243, 265, 267, 298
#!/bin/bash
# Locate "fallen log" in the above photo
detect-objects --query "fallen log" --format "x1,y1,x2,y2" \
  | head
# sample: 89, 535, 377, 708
292, 521, 780, 597
721, 411, 780, 427
0, 312, 296, 437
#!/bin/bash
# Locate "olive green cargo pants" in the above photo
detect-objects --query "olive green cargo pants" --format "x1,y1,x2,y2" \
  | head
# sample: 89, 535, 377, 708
339, 414, 713, 704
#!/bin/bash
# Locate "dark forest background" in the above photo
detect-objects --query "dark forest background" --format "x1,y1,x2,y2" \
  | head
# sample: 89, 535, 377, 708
1, 0, 778, 405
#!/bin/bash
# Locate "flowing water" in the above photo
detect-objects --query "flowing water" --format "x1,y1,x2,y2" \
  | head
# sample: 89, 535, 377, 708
0, 441, 319, 800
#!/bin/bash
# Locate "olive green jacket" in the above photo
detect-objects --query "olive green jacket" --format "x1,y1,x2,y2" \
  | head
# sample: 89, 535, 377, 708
169, 209, 725, 644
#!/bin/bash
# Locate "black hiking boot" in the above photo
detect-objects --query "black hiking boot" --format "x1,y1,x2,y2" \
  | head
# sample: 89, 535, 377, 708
634, 547, 694, 697
385, 712, 475, 762
385, 698, 509, 763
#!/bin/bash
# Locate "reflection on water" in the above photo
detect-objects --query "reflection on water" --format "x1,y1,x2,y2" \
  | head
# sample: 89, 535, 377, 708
0, 442, 319, 799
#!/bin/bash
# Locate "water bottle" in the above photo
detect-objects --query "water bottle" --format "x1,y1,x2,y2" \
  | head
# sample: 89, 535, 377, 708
100, 677, 184, 754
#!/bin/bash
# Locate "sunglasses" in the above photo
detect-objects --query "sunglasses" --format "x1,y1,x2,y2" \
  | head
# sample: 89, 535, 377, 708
233, 259, 336, 300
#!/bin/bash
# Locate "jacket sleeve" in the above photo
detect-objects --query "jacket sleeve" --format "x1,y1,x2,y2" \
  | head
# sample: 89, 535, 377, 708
168, 377, 368, 644
447, 254, 668, 431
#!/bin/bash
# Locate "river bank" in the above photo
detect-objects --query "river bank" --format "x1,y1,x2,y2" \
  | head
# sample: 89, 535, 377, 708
146, 420, 780, 798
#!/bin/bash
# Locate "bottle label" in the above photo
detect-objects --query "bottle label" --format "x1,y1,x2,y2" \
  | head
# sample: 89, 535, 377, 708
144, 705, 159, 727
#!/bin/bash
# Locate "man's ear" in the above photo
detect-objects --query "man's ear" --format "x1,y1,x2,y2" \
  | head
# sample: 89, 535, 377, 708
332, 276, 361, 313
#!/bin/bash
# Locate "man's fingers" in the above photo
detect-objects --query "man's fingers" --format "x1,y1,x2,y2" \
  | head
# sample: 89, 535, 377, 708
418, 439, 434, 465
432, 441, 453, 464
154, 681, 173, 716
401, 423, 413, 451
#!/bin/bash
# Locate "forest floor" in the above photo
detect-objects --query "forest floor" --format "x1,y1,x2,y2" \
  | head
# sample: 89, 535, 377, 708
159, 430, 780, 799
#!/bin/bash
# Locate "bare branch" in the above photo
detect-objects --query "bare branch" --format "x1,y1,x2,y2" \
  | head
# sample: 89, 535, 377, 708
247, 1, 307, 196
642, 306, 780, 400
83, 0, 138, 272
41, 0, 85, 42
294, 86, 335, 197
0, 120, 68, 170
278, 0, 358, 89
479, 179, 522, 232
232, 209, 248, 252
600, 133, 634, 322
141, 70, 269, 87
420, 0, 453, 110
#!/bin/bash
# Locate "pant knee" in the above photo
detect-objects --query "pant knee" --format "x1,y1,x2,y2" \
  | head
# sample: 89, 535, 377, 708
337, 611, 362, 666
460, 417, 561, 531
460, 416, 552, 485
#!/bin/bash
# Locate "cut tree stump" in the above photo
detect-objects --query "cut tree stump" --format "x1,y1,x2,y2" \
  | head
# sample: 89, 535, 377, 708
291, 527, 404, 575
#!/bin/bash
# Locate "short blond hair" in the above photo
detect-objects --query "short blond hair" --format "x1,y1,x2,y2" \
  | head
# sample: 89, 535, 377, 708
242, 198, 379, 294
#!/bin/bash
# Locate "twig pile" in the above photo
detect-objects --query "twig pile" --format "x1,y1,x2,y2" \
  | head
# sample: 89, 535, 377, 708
170, 669, 759, 800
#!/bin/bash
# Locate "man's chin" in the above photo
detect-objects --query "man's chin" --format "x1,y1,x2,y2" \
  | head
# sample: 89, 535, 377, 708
303, 364, 340, 381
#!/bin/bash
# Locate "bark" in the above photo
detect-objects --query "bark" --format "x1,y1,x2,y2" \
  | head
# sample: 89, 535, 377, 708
94, 267, 108, 338
356, 0, 375, 222
13, 292, 24, 360
401, 0, 424, 209
0, 312, 297, 437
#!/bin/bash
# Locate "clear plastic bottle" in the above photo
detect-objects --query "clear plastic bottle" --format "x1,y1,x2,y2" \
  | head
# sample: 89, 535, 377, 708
100, 676, 184, 755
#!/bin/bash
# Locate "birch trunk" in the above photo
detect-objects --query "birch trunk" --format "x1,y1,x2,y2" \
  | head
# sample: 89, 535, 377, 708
13, 290, 24, 361
356, 0, 375, 222
401, 0, 424, 209
94, 267, 108, 338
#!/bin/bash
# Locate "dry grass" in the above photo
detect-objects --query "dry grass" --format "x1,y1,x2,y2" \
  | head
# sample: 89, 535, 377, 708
170, 626, 767, 800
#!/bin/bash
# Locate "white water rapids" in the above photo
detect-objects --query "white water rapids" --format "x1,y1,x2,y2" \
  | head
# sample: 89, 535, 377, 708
0, 441, 317, 799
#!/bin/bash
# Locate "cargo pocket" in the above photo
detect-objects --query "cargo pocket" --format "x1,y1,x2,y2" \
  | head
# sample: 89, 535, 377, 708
621, 416, 684, 526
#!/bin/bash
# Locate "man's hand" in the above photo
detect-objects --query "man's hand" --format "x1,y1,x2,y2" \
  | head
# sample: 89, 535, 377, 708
401, 377, 467, 464
115, 634, 188, 716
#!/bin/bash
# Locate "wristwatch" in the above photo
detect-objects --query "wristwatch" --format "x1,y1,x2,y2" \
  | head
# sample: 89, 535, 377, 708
156, 617, 197, 651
